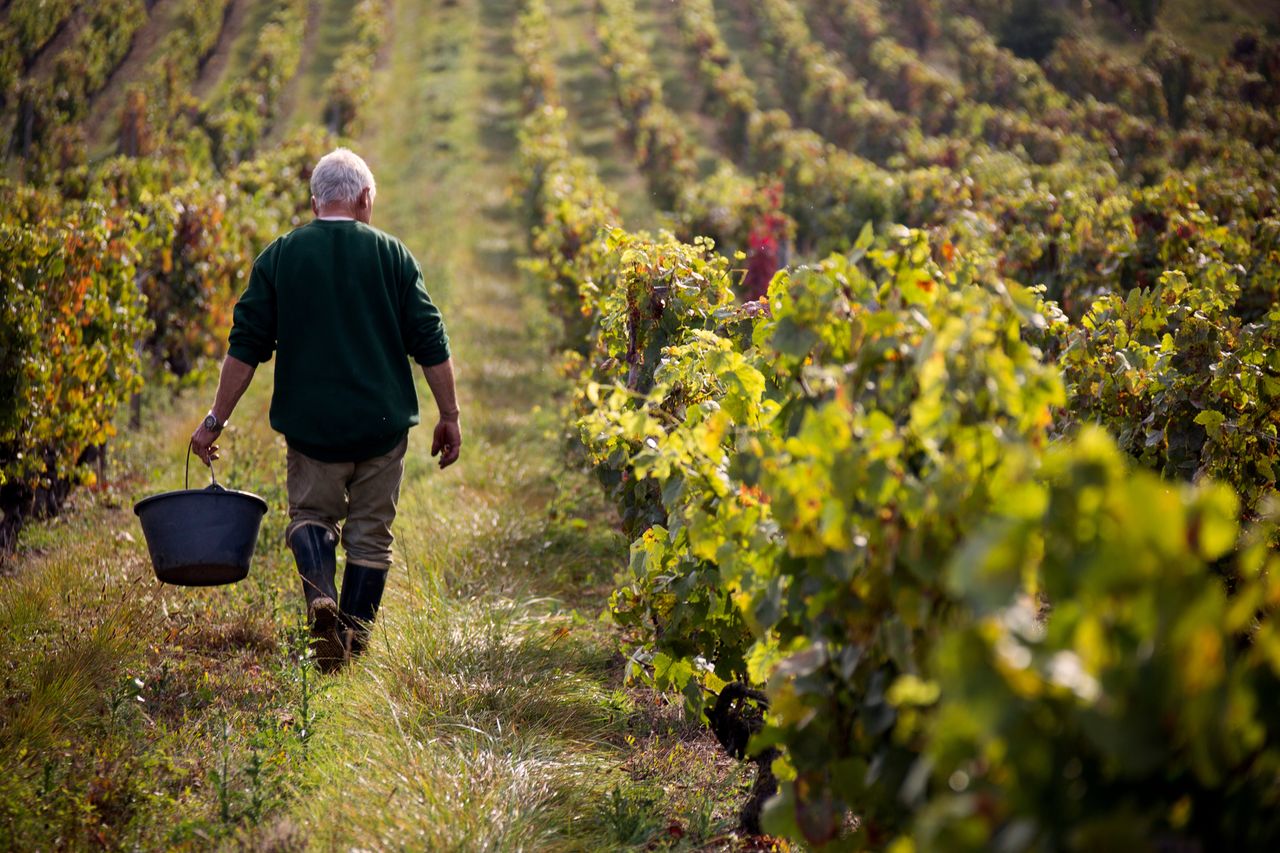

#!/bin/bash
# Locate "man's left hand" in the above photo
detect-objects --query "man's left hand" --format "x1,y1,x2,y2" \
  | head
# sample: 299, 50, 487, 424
432, 418, 462, 469
191, 423, 221, 466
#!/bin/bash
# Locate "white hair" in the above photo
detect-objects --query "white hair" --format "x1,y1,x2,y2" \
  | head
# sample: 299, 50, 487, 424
310, 148, 377, 206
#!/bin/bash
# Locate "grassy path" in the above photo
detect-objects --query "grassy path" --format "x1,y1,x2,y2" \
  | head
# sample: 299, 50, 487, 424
631, 0, 725, 176
192, 0, 280, 102
544, 0, 658, 228
0, 0, 747, 848
269, 0, 361, 140
285, 0, 743, 844
190, 0, 254, 101
710, 0, 786, 114
24, 5, 92, 81
262, 0, 327, 143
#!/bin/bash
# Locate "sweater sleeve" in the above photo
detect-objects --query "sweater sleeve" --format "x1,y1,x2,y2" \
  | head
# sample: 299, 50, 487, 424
227, 240, 279, 365
399, 248, 451, 367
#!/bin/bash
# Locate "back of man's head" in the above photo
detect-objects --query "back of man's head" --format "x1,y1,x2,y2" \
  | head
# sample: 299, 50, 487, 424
311, 148, 377, 207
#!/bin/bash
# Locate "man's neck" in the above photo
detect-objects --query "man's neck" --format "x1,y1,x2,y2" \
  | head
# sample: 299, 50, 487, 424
316, 205, 360, 221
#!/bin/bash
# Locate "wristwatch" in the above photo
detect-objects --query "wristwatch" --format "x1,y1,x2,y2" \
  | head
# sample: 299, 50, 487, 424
202, 412, 225, 433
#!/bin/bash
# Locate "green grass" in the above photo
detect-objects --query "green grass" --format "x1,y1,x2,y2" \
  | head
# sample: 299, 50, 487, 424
0, 377, 316, 848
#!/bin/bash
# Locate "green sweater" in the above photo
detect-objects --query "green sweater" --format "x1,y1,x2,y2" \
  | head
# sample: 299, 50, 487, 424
227, 219, 450, 462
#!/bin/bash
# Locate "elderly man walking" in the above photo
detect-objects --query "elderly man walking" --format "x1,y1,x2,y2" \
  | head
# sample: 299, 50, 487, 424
190, 148, 460, 672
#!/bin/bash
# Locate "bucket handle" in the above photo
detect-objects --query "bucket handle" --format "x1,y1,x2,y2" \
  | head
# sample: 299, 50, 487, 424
185, 445, 221, 491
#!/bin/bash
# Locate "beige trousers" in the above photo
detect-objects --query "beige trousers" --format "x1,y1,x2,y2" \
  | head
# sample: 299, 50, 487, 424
284, 437, 408, 569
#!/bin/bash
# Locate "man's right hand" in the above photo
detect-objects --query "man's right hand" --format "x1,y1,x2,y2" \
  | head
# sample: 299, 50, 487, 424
191, 422, 221, 466
431, 418, 462, 469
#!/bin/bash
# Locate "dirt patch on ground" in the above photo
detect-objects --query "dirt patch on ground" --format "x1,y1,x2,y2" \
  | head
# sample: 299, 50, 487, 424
141, 601, 285, 725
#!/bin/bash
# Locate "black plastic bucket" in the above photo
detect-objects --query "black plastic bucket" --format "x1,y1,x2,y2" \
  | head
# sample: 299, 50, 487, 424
134, 450, 269, 586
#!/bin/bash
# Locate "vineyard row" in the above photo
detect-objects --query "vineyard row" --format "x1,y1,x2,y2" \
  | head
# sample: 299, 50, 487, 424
515, 0, 1280, 845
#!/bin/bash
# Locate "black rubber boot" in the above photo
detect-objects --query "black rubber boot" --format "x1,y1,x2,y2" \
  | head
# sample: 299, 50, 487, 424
287, 524, 344, 673
338, 562, 387, 659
